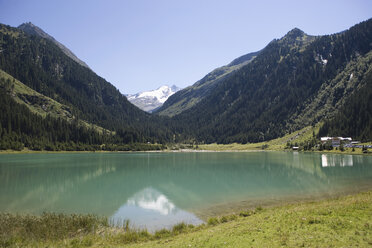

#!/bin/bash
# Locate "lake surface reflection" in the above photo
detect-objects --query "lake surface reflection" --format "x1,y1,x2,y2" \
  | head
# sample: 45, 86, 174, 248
0, 152, 371, 230
111, 187, 203, 230
321, 154, 354, 167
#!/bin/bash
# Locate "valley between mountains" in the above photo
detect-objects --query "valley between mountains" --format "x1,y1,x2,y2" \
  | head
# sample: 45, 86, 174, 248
1, 19, 372, 151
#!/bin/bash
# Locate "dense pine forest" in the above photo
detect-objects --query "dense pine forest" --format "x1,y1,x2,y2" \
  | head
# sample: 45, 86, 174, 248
0, 19, 372, 151
0, 86, 167, 151
319, 68, 372, 141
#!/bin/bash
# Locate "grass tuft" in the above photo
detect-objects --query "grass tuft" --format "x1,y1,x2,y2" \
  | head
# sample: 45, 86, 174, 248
220, 214, 238, 223
207, 217, 219, 226
172, 222, 187, 234
154, 228, 171, 239
255, 206, 263, 211
239, 210, 254, 217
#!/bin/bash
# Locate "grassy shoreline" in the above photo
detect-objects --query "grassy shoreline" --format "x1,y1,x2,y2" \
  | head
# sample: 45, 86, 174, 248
1, 124, 370, 155
1, 190, 371, 247
1, 146, 370, 156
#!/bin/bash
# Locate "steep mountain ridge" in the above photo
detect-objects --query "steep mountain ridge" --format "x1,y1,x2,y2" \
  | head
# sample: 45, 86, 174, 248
18, 22, 90, 69
157, 28, 316, 117
126, 85, 181, 112
156, 51, 260, 116
171, 19, 372, 143
0, 23, 173, 144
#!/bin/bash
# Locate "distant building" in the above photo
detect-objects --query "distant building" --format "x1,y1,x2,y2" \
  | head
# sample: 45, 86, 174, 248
320, 137, 352, 146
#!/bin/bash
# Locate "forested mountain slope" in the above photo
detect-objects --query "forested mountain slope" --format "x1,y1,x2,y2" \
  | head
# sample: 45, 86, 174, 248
0, 23, 173, 144
171, 19, 372, 143
0, 69, 110, 132
18, 22, 90, 69
156, 51, 260, 116
319, 66, 372, 142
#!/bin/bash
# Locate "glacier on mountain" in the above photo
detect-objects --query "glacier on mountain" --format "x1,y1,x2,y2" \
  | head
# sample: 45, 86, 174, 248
126, 85, 181, 112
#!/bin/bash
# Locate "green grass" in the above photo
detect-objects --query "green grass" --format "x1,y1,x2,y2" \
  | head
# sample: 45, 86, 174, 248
198, 124, 320, 151
1, 191, 371, 247
0, 213, 108, 247
129, 191, 372, 248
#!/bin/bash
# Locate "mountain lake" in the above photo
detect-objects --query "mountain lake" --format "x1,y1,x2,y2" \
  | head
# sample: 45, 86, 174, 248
0, 151, 371, 231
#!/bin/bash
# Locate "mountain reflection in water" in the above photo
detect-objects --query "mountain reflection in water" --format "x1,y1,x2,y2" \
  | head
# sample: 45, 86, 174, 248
110, 187, 203, 231
1, 152, 371, 231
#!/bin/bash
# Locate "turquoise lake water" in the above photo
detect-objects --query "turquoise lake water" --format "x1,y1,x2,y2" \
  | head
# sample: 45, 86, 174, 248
0, 152, 371, 231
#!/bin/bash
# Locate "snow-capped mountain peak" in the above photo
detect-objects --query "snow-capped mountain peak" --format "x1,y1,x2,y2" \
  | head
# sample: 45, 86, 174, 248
136, 85, 177, 104
126, 85, 181, 112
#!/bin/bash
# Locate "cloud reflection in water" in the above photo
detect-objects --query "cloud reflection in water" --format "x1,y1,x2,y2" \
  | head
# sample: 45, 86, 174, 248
110, 187, 203, 231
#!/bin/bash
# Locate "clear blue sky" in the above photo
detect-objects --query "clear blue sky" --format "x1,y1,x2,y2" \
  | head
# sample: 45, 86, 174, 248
0, 0, 371, 94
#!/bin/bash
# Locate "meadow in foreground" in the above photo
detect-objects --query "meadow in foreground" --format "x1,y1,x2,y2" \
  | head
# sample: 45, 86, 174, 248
1, 191, 371, 247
